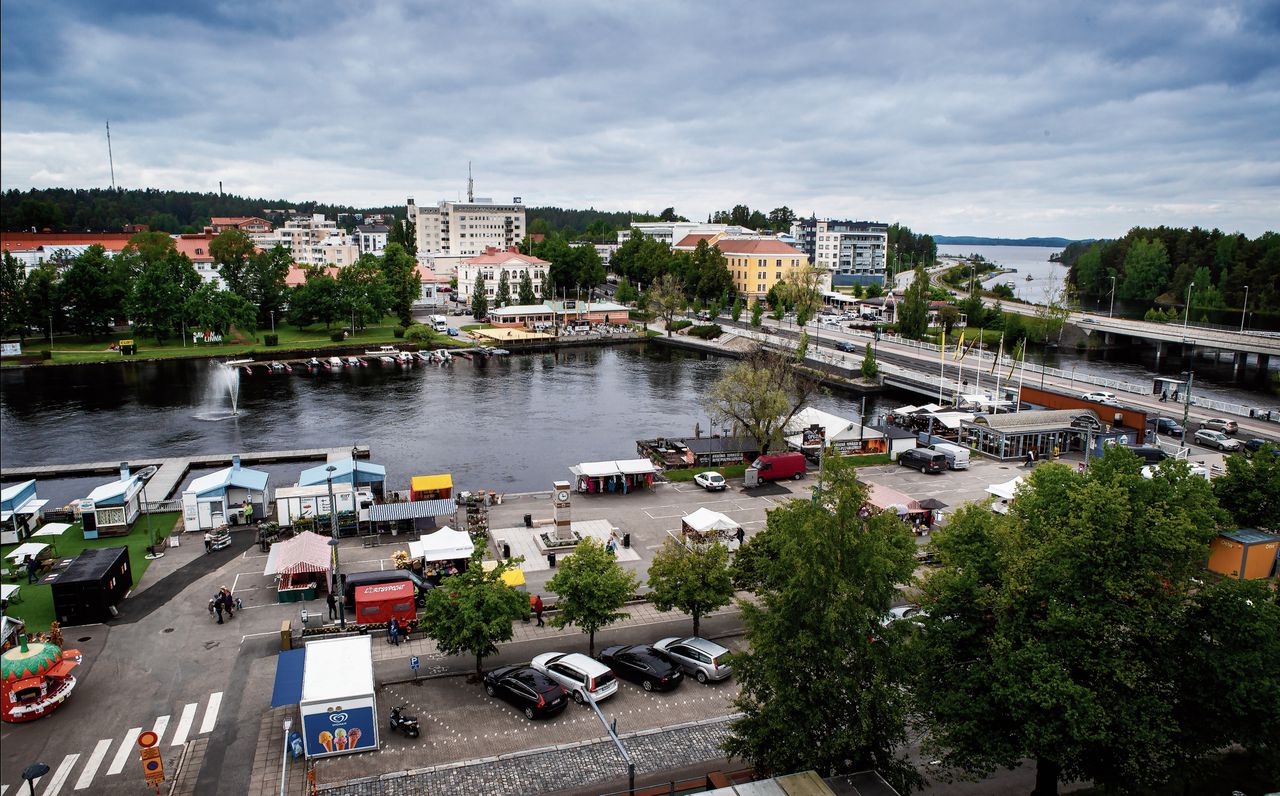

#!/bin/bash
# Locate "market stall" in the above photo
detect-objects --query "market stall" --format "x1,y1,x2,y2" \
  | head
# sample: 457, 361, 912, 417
352, 582, 417, 626
1, 635, 82, 723
409, 474, 453, 502
299, 636, 378, 758
986, 476, 1026, 514
680, 507, 743, 548
569, 459, 657, 494
407, 526, 474, 581
2, 480, 48, 545
30, 523, 73, 556
263, 531, 333, 603
863, 482, 933, 528
481, 560, 526, 589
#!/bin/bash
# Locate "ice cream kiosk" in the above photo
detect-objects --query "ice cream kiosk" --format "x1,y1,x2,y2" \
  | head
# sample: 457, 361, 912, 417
300, 635, 378, 758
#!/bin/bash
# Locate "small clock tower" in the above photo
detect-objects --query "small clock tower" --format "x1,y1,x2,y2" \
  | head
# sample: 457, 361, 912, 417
551, 481, 574, 543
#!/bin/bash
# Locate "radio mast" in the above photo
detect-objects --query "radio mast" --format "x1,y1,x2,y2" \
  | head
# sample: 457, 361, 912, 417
106, 121, 117, 191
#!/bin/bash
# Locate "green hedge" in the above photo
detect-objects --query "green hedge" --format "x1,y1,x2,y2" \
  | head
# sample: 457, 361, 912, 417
688, 324, 722, 339
330, 330, 346, 343
264, 334, 279, 346
393, 326, 406, 338
669, 319, 693, 332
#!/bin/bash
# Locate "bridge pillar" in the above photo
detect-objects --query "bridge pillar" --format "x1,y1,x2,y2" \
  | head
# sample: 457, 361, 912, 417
1233, 351, 1245, 382
1154, 340, 1164, 368
1258, 353, 1271, 385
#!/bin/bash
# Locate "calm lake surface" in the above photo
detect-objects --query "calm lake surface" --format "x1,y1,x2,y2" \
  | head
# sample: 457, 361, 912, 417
0, 345, 889, 508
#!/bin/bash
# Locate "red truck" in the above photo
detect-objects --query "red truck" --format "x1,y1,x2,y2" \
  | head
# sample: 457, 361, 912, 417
353, 581, 417, 627
743, 451, 807, 486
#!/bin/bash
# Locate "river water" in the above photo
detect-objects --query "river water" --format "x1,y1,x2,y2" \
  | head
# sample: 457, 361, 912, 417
0, 345, 888, 508
937, 244, 1068, 305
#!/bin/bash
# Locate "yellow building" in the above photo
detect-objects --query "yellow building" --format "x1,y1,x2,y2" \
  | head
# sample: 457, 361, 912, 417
715, 237, 807, 300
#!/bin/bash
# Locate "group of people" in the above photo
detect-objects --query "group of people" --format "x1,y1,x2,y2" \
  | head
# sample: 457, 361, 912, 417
386, 617, 413, 645
208, 586, 240, 624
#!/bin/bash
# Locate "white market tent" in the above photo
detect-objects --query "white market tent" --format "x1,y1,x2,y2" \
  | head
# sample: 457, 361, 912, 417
569, 459, 658, 479
32, 522, 73, 539
682, 507, 741, 534
408, 526, 474, 562
5, 542, 50, 563
986, 477, 1026, 501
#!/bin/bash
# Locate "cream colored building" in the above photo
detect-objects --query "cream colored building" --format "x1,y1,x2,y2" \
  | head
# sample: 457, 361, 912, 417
456, 247, 550, 305
407, 194, 525, 257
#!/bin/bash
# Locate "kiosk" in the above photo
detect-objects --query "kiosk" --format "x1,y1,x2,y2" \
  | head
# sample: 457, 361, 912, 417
299, 636, 378, 758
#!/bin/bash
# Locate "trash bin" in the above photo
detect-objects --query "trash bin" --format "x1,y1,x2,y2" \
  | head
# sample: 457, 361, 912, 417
548, 552, 557, 568
622, 533, 631, 549
502, 542, 511, 559
524, 513, 533, 528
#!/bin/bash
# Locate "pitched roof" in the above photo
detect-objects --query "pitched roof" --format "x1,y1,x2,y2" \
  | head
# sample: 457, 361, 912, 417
464, 248, 550, 266
185, 464, 270, 496
1, 233, 135, 253
674, 233, 717, 249
970, 409, 1100, 432
714, 238, 804, 256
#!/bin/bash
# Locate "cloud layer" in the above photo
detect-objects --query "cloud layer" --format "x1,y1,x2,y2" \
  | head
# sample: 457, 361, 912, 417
3, 0, 1277, 238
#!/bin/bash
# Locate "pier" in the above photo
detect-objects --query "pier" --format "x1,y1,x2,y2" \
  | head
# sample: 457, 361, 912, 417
0, 445, 371, 501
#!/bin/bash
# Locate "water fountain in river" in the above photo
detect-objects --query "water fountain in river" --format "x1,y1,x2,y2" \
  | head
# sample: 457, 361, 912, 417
193, 360, 244, 420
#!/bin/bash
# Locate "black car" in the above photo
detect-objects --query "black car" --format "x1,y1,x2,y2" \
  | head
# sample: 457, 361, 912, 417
596, 644, 684, 692
1148, 418, 1183, 436
1244, 438, 1278, 456
483, 665, 570, 720
898, 448, 946, 474
835, 339, 856, 353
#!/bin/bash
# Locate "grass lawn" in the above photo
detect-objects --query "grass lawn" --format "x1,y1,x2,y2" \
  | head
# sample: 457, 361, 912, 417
1, 512, 179, 631
460, 323, 494, 331
22, 316, 424, 366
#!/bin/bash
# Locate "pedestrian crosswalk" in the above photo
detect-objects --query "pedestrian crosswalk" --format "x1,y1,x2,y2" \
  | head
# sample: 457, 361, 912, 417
9, 691, 223, 794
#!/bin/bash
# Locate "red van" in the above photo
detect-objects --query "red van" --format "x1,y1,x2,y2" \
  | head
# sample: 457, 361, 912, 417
747, 451, 807, 483
353, 581, 417, 627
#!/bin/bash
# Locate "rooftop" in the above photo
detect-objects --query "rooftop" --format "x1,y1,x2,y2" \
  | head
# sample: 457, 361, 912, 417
714, 238, 805, 256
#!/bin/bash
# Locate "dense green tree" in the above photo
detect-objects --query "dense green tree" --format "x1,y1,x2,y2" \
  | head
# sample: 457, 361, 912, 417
60, 245, 123, 339
379, 243, 419, 326
245, 245, 292, 328
494, 270, 511, 309
610, 231, 675, 288
647, 538, 735, 638
730, 297, 743, 323
1117, 237, 1171, 302
388, 217, 417, 256
126, 248, 201, 343
471, 274, 488, 320
703, 348, 817, 454
517, 270, 536, 305
288, 269, 341, 329
0, 252, 27, 338
1213, 446, 1280, 530
649, 273, 685, 336
916, 450, 1228, 795
897, 266, 931, 340
421, 550, 530, 677
337, 256, 390, 330
767, 206, 796, 232
184, 282, 256, 338
209, 229, 255, 296
675, 240, 734, 302
795, 331, 809, 362
725, 457, 920, 793
750, 299, 763, 327
545, 537, 639, 657
861, 343, 879, 378
1070, 243, 1106, 297
23, 263, 63, 338
658, 207, 687, 222
614, 277, 638, 305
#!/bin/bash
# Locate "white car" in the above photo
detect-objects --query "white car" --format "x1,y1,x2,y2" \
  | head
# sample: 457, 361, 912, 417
530, 652, 618, 704
693, 471, 727, 491
1193, 429, 1241, 451
880, 604, 923, 627
1081, 391, 1118, 404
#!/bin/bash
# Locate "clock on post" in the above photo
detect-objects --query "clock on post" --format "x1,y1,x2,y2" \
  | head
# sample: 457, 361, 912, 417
551, 480, 574, 543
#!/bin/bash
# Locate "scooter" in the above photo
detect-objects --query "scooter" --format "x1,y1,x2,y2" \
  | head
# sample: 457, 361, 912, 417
389, 705, 420, 738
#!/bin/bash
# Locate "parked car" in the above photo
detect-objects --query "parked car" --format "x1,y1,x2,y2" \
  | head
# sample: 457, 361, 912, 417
1199, 417, 1239, 435
898, 448, 946, 474
1148, 418, 1184, 436
446, 327, 460, 336
835, 339, 856, 353
1081, 391, 1118, 404
653, 636, 733, 684
1130, 446, 1171, 465
747, 451, 807, 482
927, 442, 970, 470
1193, 429, 1241, 451
530, 652, 619, 703
482, 665, 570, 720
880, 604, 922, 627
596, 644, 684, 692
1244, 438, 1272, 455
693, 471, 727, 491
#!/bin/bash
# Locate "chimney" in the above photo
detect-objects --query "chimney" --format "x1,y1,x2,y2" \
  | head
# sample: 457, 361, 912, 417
232, 455, 241, 471
120, 462, 130, 480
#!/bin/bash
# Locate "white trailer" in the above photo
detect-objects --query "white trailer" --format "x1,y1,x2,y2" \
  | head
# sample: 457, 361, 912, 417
274, 484, 373, 528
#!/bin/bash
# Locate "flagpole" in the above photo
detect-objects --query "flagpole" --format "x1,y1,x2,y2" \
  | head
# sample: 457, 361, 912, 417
1016, 342, 1027, 413
938, 336, 945, 404
992, 332, 1004, 413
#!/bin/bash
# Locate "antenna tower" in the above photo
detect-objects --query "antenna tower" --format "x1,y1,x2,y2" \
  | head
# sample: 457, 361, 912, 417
106, 121, 117, 190
467, 161, 474, 203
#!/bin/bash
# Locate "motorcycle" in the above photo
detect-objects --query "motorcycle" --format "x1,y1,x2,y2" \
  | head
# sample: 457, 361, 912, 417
389, 705, 420, 738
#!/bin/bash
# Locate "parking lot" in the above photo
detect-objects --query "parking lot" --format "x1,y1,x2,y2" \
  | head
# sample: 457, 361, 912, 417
317, 638, 745, 785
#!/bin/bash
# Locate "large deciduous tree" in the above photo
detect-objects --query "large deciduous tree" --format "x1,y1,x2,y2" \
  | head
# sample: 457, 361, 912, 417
246, 244, 292, 328
60, 244, 121, 339
338, 255, 390, 330
897, 266, 931, 340
649, 273, 685, 336
703, 348, 817, 455
389, 217, 417, 256
1213, 445, 1280, 530
725, 457, 920, 792
123, 236, 201, 343
647, 538, 735, 637
545, 537, 639, 657
379, 243, 419, 326
915, 449, 1228, 795
210, 229, 256, 296
1118, 237, 1171, 302
184, 282, 256, 338
420, 550, 530, 678
0, 252, 27, 338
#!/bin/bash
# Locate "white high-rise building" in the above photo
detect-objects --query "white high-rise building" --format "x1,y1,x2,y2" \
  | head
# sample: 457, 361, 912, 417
797, 219, 889, 288
407, 176, 526, 257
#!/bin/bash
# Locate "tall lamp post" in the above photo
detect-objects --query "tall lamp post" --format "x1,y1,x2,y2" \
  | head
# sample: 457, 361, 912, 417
1108, 275, 1116, 318
1183, 282, 1194, 328
1240, 285, 1250, 332
326, 465, 345, 628
279, 718, 293, 796
128, 461, 160, 560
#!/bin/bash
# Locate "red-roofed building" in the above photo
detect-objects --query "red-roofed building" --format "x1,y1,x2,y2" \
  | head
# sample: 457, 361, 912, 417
672, 232, 722, 251
457, 247, 550, 304
284, 265, 339, 287
207, 216, 273, 235
713, 237, 807, 299
1, 232, 138, 275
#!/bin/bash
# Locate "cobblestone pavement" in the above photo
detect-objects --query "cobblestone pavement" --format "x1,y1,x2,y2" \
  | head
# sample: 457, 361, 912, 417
316, 714, 739, 796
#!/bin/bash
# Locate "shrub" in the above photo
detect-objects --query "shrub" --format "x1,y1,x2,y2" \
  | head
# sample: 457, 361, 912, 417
404, 324, 435, 344
393, 326, 406, 338
40, 349, 52, 360
688, 324, 722, 339
264, 334, 279, 346
669, 319, 694, 332
330, 330, 346, 343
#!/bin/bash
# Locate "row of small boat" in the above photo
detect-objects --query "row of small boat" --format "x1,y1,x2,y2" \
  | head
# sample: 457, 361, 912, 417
235, 347, 508, 376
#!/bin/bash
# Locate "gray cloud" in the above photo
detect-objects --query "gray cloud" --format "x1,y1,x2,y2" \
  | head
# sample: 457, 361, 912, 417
2, 0, 1277, 238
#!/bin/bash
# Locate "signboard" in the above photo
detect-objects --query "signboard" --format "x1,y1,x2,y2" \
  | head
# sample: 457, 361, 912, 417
0, 342, 21, 357
706, 451, 745, 465
302, 706, 377, 758
801, 424, 826, 447
410, 656, 420, 671
138, 731, 165, 786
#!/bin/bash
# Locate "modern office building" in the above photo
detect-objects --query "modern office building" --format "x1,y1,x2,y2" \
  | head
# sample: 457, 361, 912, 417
792, 218, 889, 287
407, 177, 526, 257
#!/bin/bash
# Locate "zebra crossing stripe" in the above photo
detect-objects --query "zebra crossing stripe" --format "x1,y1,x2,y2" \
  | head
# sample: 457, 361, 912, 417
171, 702, 198, 746
199, 691, 223, 734
41, 753, 80, 796
74, 739, 113, 790
106, 727, 141, 776
151, 714, 170, 743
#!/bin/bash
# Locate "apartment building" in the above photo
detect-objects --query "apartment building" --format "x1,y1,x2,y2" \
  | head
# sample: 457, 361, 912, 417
206, 216, 273, 235
616, 222, 753, 246
716, 237, 807, 300
294, 234, 361, 268
792, 218, 889, 287
456, 247, 550, 305
355, 223, 389, 255
407, 195, 525, 257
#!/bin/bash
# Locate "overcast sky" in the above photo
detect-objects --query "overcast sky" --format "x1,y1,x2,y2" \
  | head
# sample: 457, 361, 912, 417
2, 1, 1277, 239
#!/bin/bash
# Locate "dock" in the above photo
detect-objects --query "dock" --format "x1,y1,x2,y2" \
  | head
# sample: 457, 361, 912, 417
1, 445, 371, 500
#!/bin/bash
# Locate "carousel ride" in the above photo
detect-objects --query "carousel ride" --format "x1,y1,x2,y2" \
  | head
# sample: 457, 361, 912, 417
1, 627, 82, 723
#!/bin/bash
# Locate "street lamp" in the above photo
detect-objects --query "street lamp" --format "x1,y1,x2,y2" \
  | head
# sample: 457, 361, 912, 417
270, 310, 276, 336
1183, 282, 1194, 328
326, 465, 345, 628
1108, 275, 1116, 318
1241, 285, 1250, 332
279, 718, 293, 796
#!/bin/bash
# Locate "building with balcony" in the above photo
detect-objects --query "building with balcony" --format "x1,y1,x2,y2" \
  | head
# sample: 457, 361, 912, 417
792, 218, 889, 287
355, 224, 389, 255
407, 192, 525, 258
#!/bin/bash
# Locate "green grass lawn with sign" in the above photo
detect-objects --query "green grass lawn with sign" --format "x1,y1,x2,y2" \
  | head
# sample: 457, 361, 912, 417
1, 512, 179, 631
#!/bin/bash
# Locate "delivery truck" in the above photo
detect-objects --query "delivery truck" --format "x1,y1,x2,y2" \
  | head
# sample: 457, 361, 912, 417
743, 451, 807, 487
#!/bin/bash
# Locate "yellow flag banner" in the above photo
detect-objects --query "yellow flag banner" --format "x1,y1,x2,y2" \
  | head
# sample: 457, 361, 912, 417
952, 331, 966, 361
991, 335, 1004, 375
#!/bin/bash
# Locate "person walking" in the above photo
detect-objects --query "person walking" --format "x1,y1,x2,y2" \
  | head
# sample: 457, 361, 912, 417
327, 592, 338, 620
532, 594, 545, 628
221, 587, 235, 619
24, 555, 38, 584
215, 598, 225, 624
204, 532, 213, 554
735, 526, 746, 547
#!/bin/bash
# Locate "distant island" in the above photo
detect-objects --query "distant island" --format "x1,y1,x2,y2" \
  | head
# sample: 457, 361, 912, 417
934, 235, 1090, 247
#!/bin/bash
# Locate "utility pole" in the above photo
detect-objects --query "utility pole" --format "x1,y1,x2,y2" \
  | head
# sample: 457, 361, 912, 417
1108, 275, 1116, 318
1183, 282, 1194, 328
1241, 286, 1249, 332
1179, 369, 1194, 448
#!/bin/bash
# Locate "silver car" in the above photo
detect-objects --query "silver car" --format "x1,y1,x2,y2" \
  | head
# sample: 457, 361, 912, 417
1193, 429, 1241, 451
653, 636, 732, 683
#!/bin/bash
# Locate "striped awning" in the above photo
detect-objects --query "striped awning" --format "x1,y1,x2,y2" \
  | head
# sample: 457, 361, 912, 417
369, 499, 455, 523
267, 530, 332, 576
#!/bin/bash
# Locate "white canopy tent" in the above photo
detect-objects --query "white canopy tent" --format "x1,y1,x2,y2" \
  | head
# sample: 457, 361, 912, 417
569, 458, 658, 493
986, 477, 1026, 501
408, 526, 474, 562
682, 507, 741, 534
5, 542, 50, 564
32, 522, 73, 539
